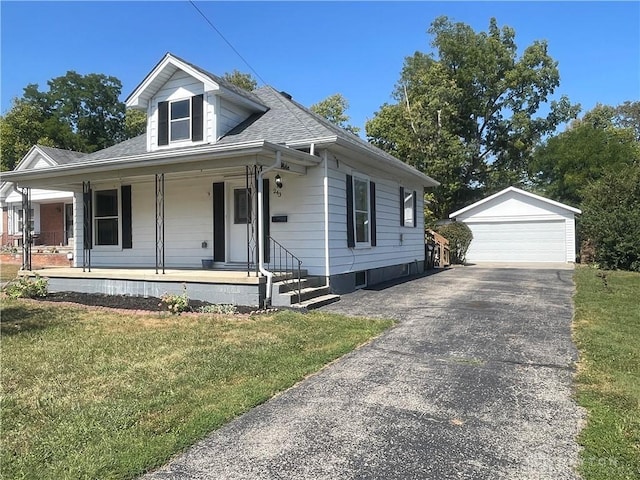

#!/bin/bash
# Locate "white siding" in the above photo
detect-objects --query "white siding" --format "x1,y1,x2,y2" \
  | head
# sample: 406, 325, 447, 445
84, 176, 214, 268
218, 98, 252, 138
149, 70, 205, 151
267, 165, 327, 274
325, 152, 425, 275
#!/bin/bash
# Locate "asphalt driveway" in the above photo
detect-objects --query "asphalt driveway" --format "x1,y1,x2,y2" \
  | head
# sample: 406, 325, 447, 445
144, 266, 584, 479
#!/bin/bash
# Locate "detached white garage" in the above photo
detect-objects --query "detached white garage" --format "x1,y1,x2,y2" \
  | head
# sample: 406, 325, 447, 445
449, 187, 581, 264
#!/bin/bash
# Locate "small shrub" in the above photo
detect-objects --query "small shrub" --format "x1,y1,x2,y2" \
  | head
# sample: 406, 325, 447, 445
4, 275, 49, 298
436, 222, 473, 264
159, 285, 190, 315
197, 304, 238, 315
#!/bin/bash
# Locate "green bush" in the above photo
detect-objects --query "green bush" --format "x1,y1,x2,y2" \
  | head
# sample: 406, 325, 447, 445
436, 222, 473, 264
580, 163, 640, 271
159, 285, 190, 315
4, 275, 48, 298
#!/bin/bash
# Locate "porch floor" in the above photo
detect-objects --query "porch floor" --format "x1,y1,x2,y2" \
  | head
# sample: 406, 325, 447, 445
23, 267, 267, 285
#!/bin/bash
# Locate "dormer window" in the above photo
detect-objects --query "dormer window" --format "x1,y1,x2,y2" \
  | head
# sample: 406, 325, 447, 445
170, 99, 190, 141
158, 94, 203, 146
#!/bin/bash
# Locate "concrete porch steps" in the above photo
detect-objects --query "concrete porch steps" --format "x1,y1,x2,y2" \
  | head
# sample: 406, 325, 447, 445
272, 275, 340, 309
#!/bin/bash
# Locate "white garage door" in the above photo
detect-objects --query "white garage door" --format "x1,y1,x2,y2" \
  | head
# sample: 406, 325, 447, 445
465, 220, 566, 263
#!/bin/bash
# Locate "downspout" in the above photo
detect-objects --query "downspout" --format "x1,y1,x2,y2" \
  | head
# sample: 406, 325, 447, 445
257, 150, 281, 306
322, 150, 330, 284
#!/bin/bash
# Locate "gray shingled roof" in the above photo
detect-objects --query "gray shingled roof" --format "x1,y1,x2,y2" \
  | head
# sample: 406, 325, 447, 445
27, 81, 431, 184
37, 146, 88, 165
172, 54, 267, 109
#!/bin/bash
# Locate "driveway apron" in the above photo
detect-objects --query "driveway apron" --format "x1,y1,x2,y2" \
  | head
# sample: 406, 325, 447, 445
144, 267, 584, 479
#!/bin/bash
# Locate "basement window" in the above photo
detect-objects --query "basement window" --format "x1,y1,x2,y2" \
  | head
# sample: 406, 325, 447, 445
355, 270, 367, 288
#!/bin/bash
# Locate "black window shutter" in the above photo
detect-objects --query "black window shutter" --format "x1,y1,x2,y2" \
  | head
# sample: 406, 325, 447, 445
83, 188, 93, 249
370, 181, 377, 247
212, 182, 225, 262
158, 101, 169, 146
413, 190, 417, 228
399, 186, 405, 226
192, 94, 204, 141
121, 186, 133, 248
346, 174, 355, 248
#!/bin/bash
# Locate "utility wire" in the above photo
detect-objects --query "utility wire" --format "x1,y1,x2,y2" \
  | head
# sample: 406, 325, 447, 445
187, 0, 319, 141
188, 0, 268, 86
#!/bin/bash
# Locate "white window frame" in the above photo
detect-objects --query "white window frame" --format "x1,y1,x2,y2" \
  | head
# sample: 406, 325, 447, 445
93, 188, 121, 249
403, 188, 415, 227
169, 98, 191, 143
353, 175, 371, 247
13, 206, 34, 234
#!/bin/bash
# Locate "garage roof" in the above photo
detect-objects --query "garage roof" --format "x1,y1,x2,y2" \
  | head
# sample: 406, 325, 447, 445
449, 186, 581, 218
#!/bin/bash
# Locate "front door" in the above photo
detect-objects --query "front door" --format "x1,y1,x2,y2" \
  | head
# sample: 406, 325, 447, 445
228, 184, 252, 263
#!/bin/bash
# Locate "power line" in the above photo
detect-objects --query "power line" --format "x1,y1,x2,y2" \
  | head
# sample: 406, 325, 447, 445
187, 0, 319, 141
188, 0, 268, 86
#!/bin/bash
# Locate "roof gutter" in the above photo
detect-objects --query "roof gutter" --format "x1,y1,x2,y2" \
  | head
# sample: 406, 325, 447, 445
1, 140, 320, 184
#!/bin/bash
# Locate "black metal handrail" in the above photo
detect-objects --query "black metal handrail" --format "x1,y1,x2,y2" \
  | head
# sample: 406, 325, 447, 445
265, 236, 303, 304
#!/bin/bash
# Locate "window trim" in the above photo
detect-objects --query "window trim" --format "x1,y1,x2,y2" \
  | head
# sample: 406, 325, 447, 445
169, 98, 191, 143
93, 188, 121, 249
403, 187, 415, 228
352, 175, 371, 247
13, 206, 35, 234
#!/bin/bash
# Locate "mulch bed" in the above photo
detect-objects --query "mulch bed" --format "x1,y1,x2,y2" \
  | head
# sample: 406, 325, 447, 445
30, 291, 257, 314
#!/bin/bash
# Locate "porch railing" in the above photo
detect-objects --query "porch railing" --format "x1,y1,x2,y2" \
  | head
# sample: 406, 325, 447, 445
265, 236, 302, 304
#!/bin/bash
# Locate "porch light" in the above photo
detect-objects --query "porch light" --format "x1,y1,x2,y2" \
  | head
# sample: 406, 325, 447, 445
274, 174, 283, 189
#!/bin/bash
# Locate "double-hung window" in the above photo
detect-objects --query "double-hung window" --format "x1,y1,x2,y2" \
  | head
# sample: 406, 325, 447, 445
400, 186, 417, 228
94, 189, 119, 246
14, 207, 34, 234
158, 95, 204, 146
347, 174, 376, 248
354, 177, 370, 244
170, 99, 190, 142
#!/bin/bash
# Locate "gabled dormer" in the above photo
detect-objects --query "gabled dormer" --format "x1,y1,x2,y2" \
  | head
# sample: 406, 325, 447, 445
125, 53, 268, 152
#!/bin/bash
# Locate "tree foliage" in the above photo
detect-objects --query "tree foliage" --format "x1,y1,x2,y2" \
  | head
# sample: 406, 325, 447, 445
531, 103, 640, 205
222, 70, 258, 91
436, 222, 473, 264
366, 16, 578, 218
1, 71, 141, 171
310, 93, 360, 135
580, 163, 640, 271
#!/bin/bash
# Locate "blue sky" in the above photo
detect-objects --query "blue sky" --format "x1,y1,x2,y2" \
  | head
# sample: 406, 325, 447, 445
1, 1, 639, 135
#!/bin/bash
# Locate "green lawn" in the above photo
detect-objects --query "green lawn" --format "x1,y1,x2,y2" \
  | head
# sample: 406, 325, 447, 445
0, 263, 20, 282
573, 267, 640, 479
0, 299, 392, 479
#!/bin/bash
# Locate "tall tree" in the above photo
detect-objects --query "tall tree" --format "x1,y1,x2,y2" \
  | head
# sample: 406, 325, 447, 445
310, 93, 360, 135
366, 16, 578, 218
1, 71, 140, 170
531, 103, 640, 205
222, 70, 258, 91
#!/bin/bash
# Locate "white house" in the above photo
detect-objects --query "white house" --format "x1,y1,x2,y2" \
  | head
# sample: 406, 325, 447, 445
1, 53, 439, 307
449, 186, 581, 264
1, 146, 84, 248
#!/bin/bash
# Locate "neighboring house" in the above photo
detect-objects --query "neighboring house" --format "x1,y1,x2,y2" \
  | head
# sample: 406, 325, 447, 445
449, 186, 581, 264
1, 53, 439, 306
0, 146, 85, 248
